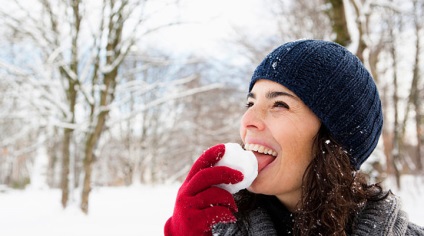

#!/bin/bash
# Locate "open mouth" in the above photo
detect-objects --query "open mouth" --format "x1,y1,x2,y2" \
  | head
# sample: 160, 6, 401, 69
244, 143, 278, 172
244, 143, 278, 157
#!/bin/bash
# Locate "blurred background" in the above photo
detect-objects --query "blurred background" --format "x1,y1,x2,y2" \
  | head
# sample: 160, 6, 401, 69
0, 0, 423, 235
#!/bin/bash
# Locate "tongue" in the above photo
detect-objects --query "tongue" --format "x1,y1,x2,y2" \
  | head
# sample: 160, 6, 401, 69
257, 154, 275, 172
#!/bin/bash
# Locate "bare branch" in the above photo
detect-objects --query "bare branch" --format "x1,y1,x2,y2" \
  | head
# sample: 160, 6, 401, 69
106, 83, 224, 127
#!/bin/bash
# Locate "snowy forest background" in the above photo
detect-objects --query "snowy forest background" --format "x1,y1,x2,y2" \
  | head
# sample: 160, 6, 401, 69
0, 0, 424, 233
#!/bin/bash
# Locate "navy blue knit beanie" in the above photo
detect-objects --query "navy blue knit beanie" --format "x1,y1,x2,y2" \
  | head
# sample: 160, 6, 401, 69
249, 39, 383, 170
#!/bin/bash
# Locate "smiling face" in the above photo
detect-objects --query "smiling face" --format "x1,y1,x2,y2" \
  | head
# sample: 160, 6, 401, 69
240, 79, 321, 211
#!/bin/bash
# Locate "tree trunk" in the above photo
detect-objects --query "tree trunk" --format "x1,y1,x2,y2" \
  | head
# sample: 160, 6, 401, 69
81, 132, 96, 213
412, 1, 423, 171
61, 128, 71, 208
60, 76, 78, 208
81, 101, 112, 213
325, 0, 351, 46
60, 0, 80, 208
81, 46, 119, 215
390, 27, 402, 189
80, 0, 124, 213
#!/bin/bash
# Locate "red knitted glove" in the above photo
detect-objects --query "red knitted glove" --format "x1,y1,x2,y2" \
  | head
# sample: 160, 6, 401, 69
164, 144, 244, 236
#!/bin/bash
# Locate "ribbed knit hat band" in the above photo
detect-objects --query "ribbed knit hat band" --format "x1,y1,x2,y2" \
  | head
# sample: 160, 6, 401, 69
249, 39, 383, 170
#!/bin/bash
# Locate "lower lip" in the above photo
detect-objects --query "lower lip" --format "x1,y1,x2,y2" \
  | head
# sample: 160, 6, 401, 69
256, 153, 276, 172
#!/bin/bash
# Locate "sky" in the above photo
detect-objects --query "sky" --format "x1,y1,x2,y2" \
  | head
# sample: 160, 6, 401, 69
145, 0, 273, 56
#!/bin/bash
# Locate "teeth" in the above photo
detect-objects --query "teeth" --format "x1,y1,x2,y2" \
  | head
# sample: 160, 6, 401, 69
244, 143, 278, 157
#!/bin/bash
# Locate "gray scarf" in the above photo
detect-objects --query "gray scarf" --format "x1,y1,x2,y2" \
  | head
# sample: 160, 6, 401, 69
213, 193, 424, 236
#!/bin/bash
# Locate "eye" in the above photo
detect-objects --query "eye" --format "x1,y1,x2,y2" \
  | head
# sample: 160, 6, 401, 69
245, 101, 254, 108
273, 101, 290, 109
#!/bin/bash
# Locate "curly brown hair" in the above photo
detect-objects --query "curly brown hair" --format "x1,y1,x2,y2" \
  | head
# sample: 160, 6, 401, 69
235, 126, 386, 235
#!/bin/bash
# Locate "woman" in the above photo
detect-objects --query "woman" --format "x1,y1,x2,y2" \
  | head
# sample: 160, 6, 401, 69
164, 39, 424, 235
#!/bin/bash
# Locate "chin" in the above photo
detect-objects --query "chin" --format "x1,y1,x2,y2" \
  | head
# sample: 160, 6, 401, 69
246, 181, 263, 194
246, 184, 257, 193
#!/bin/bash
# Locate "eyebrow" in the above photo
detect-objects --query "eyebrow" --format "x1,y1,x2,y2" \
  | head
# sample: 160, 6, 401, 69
247, 91, 299, 100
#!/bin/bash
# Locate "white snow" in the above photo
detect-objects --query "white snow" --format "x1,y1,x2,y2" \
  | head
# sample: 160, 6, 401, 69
215, 143, 258, 194
0, 176, 423, 236
0, 185, 178, 236
27, 139, 49, 191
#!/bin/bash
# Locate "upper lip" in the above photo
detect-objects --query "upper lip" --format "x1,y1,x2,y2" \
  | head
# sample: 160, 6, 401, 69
244, 143, 278, 157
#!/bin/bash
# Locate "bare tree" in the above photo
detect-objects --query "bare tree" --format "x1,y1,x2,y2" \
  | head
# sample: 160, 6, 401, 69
389, 16, 402, 188
407, 0, 423, 172
0, 69, 38, 188
0, 0, 190, 213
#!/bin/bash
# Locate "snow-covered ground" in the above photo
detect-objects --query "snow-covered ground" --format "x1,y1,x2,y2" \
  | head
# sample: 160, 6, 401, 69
0, 184, 179, 236
0, 176, 423, 236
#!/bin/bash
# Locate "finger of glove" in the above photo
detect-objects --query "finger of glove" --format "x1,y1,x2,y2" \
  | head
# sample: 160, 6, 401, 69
185, 144, 225, 181
164, 217, 173, 236
191, 186, 238, 213
185, 166, 243, 196
198, 206, 237, 233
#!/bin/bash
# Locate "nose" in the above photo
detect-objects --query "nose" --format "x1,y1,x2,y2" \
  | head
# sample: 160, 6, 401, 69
240, 105, 266, 132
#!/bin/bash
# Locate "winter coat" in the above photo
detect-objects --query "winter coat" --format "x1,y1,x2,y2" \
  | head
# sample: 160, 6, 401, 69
212, 193, 424, 236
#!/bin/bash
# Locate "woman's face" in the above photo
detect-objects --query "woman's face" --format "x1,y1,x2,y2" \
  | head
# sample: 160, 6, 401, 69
240, 79, 321, 211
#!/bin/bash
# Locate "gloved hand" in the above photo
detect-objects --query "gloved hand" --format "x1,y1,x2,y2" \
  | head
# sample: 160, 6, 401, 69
164, 144, 244, 236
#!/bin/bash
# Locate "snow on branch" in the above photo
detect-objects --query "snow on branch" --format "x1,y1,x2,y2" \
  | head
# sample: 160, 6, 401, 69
106, 83, 224, 127
117, 74, 197, 93
369, 0, 404, 13
0, 60, 71, 120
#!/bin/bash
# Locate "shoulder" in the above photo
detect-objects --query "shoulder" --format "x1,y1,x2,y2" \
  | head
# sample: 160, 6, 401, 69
406, 223, 424, 236
351, 192, 424, 236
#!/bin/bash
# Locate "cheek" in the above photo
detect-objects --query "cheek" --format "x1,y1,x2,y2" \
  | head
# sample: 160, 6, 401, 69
239, 130, 245, 143
277, 116, 320, 154
239, 113, 248, 141
274, 124, 316, 166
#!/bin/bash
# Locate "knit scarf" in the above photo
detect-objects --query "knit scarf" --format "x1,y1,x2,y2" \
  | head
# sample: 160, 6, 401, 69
213, 193, 424, 236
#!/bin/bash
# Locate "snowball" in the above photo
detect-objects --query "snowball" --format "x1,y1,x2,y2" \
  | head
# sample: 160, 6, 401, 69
215, 143, 258, 194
